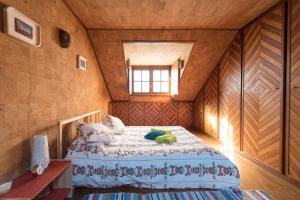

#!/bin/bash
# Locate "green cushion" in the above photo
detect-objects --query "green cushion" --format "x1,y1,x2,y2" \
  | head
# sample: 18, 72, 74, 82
150, 128, 172, 135
155, 134, 177, 144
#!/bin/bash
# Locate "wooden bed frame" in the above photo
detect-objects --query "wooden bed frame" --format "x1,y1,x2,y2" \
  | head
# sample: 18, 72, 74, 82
57, 110, 102, 159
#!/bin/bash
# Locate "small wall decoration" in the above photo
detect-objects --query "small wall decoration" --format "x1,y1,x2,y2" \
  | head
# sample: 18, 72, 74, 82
77, 55, 87, 71
59, 29, 71, 48
3, 7, 41, 47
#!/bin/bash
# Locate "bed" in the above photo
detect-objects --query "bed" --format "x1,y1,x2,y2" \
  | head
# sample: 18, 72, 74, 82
65, 125, 240, 190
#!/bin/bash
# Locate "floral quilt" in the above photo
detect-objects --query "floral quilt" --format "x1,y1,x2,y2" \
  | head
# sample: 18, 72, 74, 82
65, 126, 240, 189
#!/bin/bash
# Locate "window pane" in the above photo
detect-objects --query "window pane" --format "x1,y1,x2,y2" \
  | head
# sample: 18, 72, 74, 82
142, 82, 150, 93
153, 70, 161, 81
142, 70, 150, 81
161, 70, 169, 81
134, 82, 141, 93
153, 82, 160, 92
161, 82, 169, 92
134, 70, 141, 81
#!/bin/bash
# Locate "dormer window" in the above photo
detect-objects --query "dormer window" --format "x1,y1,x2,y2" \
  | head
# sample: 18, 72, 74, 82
132, 66, 170, 95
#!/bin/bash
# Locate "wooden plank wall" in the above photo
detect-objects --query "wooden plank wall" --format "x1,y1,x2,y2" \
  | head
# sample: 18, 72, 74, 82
194, 89, 204, 130
287, 0, 300, 183
111, 101, 193, 129
203, 67, 219, 138
243, 4, 284, 172
193, 66, 219, 138
194, 2, 295, 178
219, 33, 242, 149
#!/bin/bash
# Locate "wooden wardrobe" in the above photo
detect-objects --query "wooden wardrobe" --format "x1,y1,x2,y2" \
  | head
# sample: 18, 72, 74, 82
242, 4, 285, 173
286, 0, 300, 183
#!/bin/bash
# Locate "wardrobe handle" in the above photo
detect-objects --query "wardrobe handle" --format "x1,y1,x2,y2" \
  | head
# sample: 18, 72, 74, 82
275, 87, 280, 90
293, 86, 299, 89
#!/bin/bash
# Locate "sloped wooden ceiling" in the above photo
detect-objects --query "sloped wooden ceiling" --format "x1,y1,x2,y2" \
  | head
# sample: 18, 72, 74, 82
88, 30, 237, 101
65, 0, 279, 29
64, 0, 279, 101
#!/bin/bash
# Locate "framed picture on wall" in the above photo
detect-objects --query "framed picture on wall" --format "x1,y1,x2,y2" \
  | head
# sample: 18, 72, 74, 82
3, 7, 41, 47
77, 55, 87, 71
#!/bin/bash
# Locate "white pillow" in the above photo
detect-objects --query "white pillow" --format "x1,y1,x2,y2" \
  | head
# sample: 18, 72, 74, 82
102, 115, 125, 135
77, 123, 116, 144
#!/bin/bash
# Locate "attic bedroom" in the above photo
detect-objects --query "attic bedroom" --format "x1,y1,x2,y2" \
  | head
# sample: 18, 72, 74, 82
0, 0, 299, 200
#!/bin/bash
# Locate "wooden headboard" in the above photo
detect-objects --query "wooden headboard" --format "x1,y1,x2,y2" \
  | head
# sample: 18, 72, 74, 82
57, 110, 101, 159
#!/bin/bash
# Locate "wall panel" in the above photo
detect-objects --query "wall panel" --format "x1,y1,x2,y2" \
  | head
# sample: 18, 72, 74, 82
194, 89, 204, 131
287, 0, 300, 183
161, 102, 178, 126
204, 67, 219, 138
178, 102, 193, 129
145, 103, 162, 126
243, 4, 284, 172
219, 33, 242, 149
112, 102, 129, 124
111, 101, 193, 128
129, 102, 145, 126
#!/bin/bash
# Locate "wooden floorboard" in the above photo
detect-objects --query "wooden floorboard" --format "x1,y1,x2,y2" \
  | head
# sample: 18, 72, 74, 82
73, 131, 300, 200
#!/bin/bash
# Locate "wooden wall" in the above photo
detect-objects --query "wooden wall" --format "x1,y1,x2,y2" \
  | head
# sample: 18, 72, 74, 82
203, 67, 219, 138
243, 4, 284, 172
194, 89, 204, 130
111, 101, 193, 129
0, 0, 111, 181
193, 66, 219, 138
287, 0, 300, 183
219, 33, 242, 149
194, 2, 288, 175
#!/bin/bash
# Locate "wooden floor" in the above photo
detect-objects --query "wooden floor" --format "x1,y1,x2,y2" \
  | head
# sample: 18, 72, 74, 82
73, 131, 300, 200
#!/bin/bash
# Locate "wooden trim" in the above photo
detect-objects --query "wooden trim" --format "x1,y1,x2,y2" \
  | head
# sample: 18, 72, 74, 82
90, 28, 239, 31
240, 30, 245, 152
285, 0, 292, 177
279, 0, 289, 175
217, 64, 220, 139
122, 40, 196, 43
57, 110, 101, 159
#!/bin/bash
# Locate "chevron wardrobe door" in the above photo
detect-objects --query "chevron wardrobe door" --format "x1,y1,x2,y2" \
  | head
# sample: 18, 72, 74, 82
287, 0, 300, 183
219, 33, 242, 149
112, 102, 129, 125
243, 4, 284, 172
204, 67, 219, 138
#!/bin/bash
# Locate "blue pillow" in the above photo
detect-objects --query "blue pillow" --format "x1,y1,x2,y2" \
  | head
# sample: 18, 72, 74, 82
144, 130, 165, 140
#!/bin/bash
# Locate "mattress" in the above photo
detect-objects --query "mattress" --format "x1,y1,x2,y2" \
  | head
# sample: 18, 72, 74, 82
66, 126, 240, 189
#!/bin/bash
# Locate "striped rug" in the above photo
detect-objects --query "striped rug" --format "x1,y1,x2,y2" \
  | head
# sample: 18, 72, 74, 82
83, 189, 273, 200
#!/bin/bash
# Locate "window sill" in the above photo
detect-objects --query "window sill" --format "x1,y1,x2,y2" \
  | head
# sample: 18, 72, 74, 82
130, 93, 172, 97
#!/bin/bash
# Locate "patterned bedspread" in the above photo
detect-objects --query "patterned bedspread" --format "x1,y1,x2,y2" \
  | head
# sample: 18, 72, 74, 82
66, 126, 240, 189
